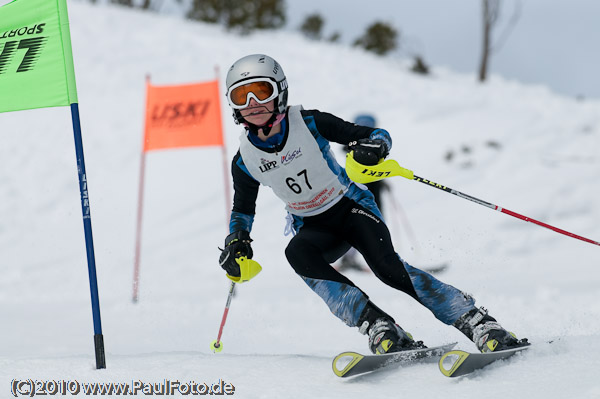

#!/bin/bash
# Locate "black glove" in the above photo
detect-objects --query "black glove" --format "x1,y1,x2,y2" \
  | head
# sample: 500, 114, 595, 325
349, 138, 389, 166
219, 231, 253, 277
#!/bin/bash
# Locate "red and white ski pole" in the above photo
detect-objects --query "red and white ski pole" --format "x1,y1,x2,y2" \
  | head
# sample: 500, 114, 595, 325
411, 174, 600, 247
210, 281, 236, 353
346, 154, 600, 247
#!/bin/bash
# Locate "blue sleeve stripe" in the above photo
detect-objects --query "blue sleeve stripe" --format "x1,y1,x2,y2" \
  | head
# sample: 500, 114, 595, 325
303, 115, 319, 138
236, 156, 256, 181
229, 211, 255, 233
369, 129, 392, 152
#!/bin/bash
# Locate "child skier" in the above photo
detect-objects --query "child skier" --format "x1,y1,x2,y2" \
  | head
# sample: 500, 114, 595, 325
218, 54, 528, 355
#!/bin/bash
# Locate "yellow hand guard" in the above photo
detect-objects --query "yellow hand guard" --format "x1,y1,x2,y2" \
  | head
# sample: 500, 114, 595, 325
345, 151, 414, 184
226, 256, 262, 283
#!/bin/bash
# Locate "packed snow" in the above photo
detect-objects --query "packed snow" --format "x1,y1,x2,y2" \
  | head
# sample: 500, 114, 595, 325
1, 2, 599, 398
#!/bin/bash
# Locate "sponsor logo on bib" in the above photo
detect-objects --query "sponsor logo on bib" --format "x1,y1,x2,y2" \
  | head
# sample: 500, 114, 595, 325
259, 158, 278, 173
281, 147, 302, 165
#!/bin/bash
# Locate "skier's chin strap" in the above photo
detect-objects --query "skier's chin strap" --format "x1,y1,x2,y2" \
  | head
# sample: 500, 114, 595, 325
245, 113, 285, 137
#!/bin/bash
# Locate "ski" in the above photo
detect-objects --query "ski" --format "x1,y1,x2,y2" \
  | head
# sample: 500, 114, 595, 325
332, 342, 457, 378
438, 346, 530, 377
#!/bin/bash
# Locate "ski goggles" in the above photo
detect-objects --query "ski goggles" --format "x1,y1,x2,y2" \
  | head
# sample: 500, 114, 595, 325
227, 78, 281, 109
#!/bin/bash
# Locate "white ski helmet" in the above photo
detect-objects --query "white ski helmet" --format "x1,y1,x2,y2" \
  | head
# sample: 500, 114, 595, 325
225, 54, 288, 124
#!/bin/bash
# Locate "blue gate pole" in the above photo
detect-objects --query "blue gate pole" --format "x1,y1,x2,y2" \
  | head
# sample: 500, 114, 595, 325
70, 103, 106, 369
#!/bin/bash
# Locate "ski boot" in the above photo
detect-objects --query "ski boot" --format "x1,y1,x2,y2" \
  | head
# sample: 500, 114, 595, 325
360, 318, 425, 354
358, 301, 425, 354
454, 307, 529, 353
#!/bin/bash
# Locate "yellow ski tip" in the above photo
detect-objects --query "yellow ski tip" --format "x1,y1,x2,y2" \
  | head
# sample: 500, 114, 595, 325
438, 350, 470, 377
345, 152, 414, 184
226, 257, 262, 283
332, 352, 364, 377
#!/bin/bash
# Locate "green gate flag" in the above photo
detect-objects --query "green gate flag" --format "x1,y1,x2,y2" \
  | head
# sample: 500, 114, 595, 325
0, 0, 78, 113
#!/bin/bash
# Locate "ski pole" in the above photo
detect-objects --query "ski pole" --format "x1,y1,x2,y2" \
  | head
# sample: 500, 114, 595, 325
346, 154, 600, 247
209, 257, 262, 353
210, 281, 236, 353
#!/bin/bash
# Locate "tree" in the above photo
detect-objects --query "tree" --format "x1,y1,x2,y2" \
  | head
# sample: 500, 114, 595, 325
478, 0, 521, 82
251, 0, 286, 30
187, 0, 222, 24
478, 0, 499, 82
327, 32, 341, 43
110, 0, 134, 7
411, 55, 430, 75
353, 22, 398, 56
299, 13, 324, 40
140, 0, 153, 10
187, 0, 285, 33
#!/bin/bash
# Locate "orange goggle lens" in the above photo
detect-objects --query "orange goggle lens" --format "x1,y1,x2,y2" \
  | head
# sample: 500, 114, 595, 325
229, 81, 275, 106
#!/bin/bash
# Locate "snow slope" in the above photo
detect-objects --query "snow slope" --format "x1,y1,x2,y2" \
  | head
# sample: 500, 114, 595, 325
1, 2, 600, 398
